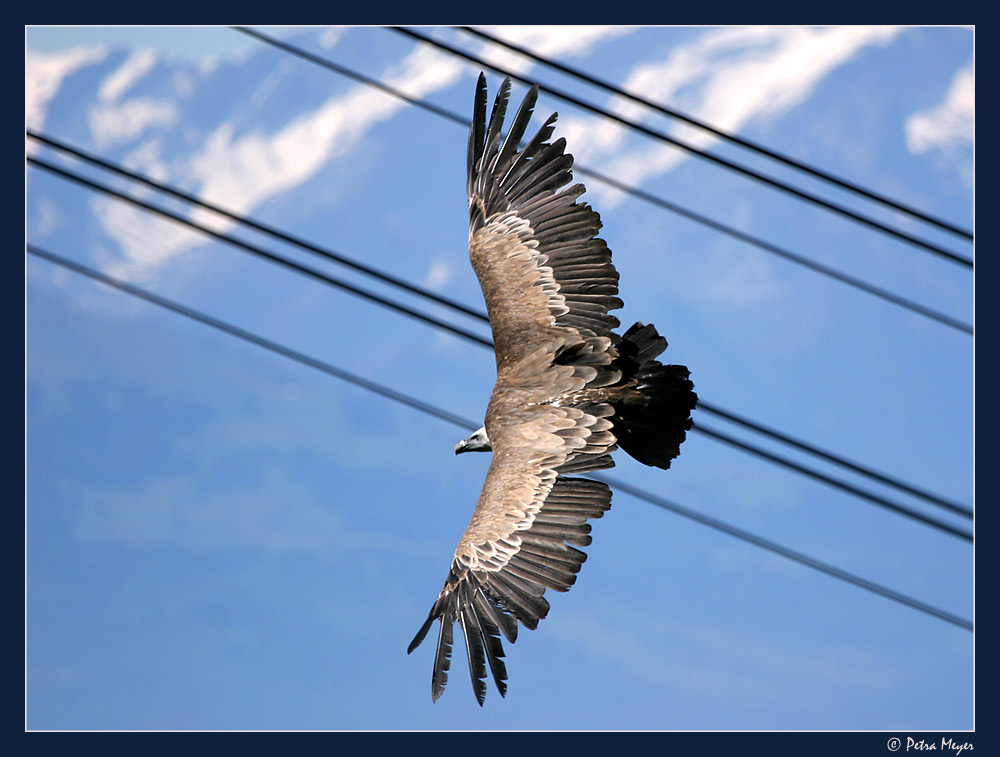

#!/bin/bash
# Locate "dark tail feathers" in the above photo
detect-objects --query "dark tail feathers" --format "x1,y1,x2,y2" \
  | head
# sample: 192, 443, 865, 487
613, 322, 697, 469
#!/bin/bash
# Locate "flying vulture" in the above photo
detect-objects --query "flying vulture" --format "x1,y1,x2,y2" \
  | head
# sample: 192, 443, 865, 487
408, 74, 697, 705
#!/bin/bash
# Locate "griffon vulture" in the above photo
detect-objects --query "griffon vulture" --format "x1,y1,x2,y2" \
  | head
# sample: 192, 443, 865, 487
408, 74, 697, 704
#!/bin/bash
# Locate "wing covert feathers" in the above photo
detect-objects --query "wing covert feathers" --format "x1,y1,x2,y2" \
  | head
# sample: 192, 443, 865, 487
407, 477, 611, 705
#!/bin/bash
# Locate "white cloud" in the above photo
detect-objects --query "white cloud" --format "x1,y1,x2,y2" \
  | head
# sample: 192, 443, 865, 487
87, 48, 177, 149
905, 60, 974, 155
102, 43, 467, 280
98, 49, 157, 102
25, 45, 108, 132
88, 97, 179, 148
319, 26, 348, 49
558, 26, 904, 206
92, 198, 196, 283
424, 259, 453, 289
480, 25, 635, 58
122, 136, 169, 182
468, 25, 635, 80
189, 42, 464, 217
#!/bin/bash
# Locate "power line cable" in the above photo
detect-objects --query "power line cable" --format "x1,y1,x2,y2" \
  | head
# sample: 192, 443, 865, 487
26, 130, 973, 516
229, 26, 973, 336
694, 425, 971, 541
26, 243, 974, 633
28, 155, 493, 350
391, 25, 974, 269
27, 155, 973, 543
599, 474, 972, 632
567, 164, 973, 336
460, 25, 974, 242
26, 130, 485, 324
701, 404, 972, 519
26, 246, 475, 439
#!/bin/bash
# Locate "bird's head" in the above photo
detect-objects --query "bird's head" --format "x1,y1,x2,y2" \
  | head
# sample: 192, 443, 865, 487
455, 426, 492, 454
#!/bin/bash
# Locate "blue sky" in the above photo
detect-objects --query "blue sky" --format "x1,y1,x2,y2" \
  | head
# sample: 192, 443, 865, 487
25, 26, 974, 731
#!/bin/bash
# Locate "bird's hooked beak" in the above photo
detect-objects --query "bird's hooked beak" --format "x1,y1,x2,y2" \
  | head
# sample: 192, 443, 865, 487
455, 426, 492, 454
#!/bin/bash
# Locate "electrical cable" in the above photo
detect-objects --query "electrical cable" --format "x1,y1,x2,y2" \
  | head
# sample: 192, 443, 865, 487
391, 25, 974, 269
25, 131, 485, 324
700, 404, 972, 519
27, 154, 493, 350
459, 25, 974, 243
565, 163, 973, 336
26, 243, 975, 633
228, 26, 973, 336
26, 132, 973, 517
694, 425, 971, 541
26, 155, 973, 543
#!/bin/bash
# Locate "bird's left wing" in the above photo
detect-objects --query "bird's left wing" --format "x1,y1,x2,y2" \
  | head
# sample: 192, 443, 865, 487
466, 74, 625, 368
407, 419, 612, 704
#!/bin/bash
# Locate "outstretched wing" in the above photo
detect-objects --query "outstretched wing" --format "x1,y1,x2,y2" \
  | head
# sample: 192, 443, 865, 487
466, 74, 624, 367
407, 453, 612, 705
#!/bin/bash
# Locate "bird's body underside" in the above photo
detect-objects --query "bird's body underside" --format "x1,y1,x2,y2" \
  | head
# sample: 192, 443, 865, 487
408, 74, 697, 705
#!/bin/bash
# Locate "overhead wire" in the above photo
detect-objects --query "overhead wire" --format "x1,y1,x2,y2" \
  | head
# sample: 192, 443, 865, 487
565, 165, 973, 336
459, 25, 974, 243
25, 130, 974, 520
25, 131, 485, 324
695, 426, 971, 541
27, 154, 492, 350
391, 25, 974, 269
701, 404, 972, 519
230, 26, 973, 337
25, 243, 975, 633
25, 153, 974, 543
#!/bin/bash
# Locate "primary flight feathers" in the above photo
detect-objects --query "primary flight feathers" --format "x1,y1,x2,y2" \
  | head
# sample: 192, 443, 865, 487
408, 74, 697, 705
